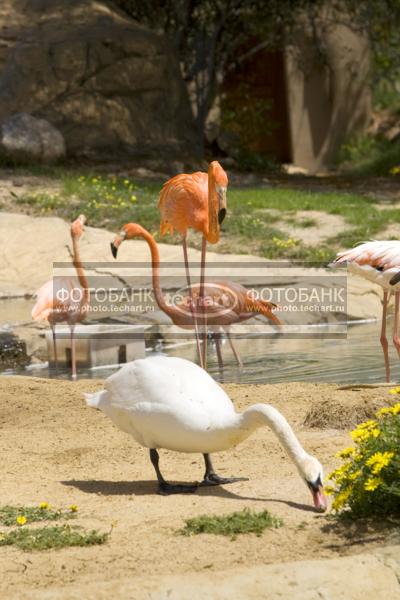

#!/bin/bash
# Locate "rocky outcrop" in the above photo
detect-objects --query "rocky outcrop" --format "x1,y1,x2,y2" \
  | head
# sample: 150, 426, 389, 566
0, 332, 29, 369
0, 113, 65, 163
0, 0, 198, 161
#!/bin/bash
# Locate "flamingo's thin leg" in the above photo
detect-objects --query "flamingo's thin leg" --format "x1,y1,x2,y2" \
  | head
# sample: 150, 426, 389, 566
380, 291, 390, 382
226, 329, 243, 368
182, 236, 203, 368
214, 332, 224, 371
51, 324, 58, 375
200, 236, 207, 368
70, 324, 77, 381
393, 292, 400, 363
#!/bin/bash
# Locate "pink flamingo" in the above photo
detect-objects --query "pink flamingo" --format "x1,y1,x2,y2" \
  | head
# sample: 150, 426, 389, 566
32, 215, 89, 379
334, 240, 400, 382
111, 223, 282, 369
159, 161, 228, 367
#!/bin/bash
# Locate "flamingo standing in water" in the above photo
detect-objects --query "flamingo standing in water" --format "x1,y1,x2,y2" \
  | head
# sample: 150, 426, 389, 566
334, 240, 400, 382
32, 215, 89, 379
158, 161, 228, 367
110, 223, 281, 368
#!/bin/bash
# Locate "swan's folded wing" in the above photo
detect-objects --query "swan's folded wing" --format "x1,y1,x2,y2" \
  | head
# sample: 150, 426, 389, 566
103, 356, 235, 424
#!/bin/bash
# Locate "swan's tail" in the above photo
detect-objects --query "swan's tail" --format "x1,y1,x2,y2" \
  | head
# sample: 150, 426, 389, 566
84, 390, 107, 410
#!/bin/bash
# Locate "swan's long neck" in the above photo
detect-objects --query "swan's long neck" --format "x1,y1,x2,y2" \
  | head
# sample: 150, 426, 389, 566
237, 404, 308, 470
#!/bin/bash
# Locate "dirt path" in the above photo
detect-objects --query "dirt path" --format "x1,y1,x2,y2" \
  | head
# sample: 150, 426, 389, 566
0, 376, 397, 597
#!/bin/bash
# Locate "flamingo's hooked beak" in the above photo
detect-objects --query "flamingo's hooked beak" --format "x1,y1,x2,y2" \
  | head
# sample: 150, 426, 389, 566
110, 231, 126, 259
390, 271, 400, 286
110, 241, 118, 259
307, 477, 328, 513
217, 187, 227, 225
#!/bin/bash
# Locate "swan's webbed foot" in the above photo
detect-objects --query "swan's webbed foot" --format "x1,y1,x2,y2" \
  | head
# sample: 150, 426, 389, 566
150, 449, 198, 495
201, 473, 248, 487
201, 454, 248, 486
157, 482, 198, 495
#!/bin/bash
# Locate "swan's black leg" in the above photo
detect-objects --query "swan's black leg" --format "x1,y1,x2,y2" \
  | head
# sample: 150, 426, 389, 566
201, 454, 248, 486
149, 449, 198, 495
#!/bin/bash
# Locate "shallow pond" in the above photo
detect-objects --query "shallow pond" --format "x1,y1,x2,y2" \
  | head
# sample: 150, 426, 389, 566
1, 310, 397, 385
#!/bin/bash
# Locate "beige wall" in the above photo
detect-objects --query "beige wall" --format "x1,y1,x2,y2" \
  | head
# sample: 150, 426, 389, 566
285, 15, 371, 172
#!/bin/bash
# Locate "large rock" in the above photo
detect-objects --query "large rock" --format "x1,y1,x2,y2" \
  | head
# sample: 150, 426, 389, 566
0, 0, 198, 161
0, 112, 65, 163
0, 332, 29, 370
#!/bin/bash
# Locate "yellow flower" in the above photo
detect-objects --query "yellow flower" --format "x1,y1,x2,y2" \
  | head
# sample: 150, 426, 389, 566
327, 463, 351, 481
335, 447, 355, 459
348, 469, 362, 481
16, 516, 27, 526
69, 505, 78, 513
369, 428, 381, 439
39, 502, 49, 510
390, 166, 400, 175
350, 429, 369, 442
332, 489, 351, 511
377, 406, 394, 416
350, 426, 380, 442
364, 477, 382, 491
355, 420, 377, 430
389, 386, 400, 395
366, 451, 394, 474
324, 485, 335, 495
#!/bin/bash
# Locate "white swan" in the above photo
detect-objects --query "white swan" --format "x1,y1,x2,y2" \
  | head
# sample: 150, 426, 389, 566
84, 356, 327, 511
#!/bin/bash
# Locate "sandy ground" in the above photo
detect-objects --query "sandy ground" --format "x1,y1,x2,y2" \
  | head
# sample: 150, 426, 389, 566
0, 376, 398, 597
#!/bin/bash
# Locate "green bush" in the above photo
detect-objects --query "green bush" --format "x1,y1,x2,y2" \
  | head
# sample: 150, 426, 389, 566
337, 134, 400, 176
327, 401, 400, 517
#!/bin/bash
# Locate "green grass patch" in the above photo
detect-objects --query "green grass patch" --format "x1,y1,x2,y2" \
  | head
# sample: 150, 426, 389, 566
0, 525, 108, 551
180, 508, 283, 540
11, 168, 400, 262
0, 504, 77, 526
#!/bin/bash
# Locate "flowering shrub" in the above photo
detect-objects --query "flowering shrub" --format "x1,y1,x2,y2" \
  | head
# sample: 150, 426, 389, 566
326, 403, 400, 517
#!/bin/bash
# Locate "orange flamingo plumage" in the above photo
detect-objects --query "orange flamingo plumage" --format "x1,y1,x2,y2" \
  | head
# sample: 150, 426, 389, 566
111, 223, 281, 368
32, 215, 89, 379
158, 161, 228, 367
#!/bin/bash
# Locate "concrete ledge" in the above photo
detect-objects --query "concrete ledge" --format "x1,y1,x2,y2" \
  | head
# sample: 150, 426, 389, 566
14, 545, 400, 600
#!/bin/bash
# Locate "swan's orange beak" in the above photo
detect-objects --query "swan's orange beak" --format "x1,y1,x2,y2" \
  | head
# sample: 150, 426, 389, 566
308, 480, 328, 512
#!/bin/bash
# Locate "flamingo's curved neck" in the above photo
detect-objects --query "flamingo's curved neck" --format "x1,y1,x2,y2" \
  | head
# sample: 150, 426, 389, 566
72, 235, 89, 305
207, 167, 219, 244
131, 227, 174, 317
